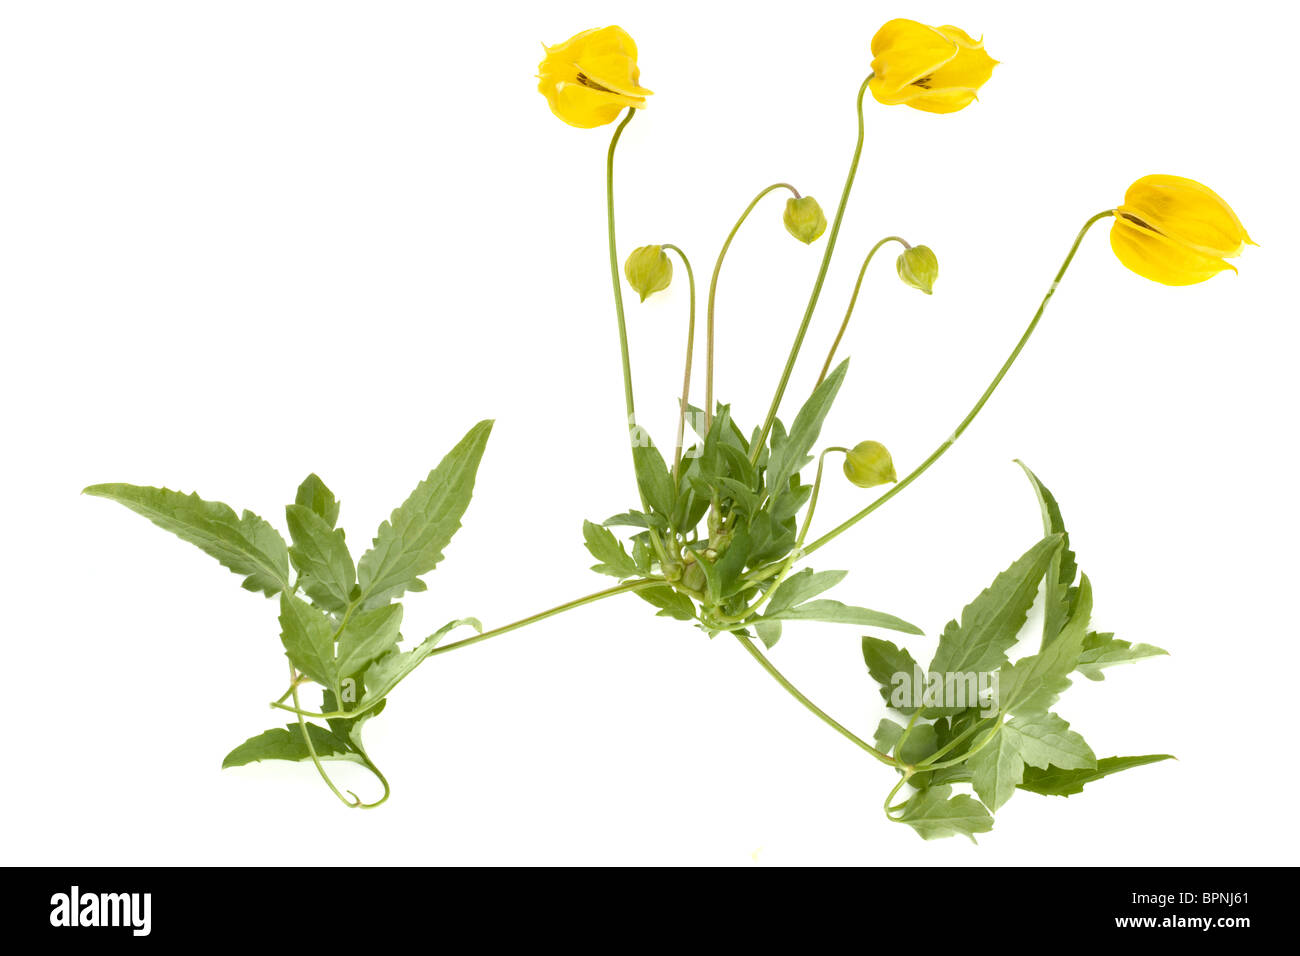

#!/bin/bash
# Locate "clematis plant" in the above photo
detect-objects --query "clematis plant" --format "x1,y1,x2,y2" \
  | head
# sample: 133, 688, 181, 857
88, 19, 1250, 840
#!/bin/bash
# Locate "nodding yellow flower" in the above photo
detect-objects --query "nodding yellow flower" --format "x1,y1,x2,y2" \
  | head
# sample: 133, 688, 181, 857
537, 26, 652, 129
867, 20, 997, 114
1110, 175, 1254, 286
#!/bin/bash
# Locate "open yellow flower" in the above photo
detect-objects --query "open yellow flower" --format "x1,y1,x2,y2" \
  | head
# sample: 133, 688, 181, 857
867, 20, 997, 114
537, 26, 652, 129
1111, 175, 1254, 286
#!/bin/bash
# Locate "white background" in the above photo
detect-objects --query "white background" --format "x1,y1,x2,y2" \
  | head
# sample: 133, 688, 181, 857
2, 1, 1297, 866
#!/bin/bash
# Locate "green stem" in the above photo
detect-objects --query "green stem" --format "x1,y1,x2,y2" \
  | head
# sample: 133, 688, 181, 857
705, 182, 801, 431
605, 108, 640, 473
816, 235, 909, 387
798, 210, 1115, 559
272, 579, 664, 720
752, 75, 872, 463
289, 664, 360, 809
661, 243, 698, 480
734, 632, 896, 767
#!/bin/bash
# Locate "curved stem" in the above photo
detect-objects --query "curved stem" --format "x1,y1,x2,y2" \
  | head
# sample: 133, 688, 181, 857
272, 578, 665, 720
752, 76, 872, 463
289, 664, 360, 808
705, 182, 801, 431
798, 210, 1115, 559
605, 108, 640, 476
816, 235, 909, 387
661, 243, 698, 480
734, 632, 897, 767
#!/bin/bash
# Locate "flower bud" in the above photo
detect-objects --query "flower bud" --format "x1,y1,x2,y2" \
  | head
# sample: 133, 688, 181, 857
896, 245, 938, 294
624, 245, 673, 302
843, 441, 897, 488
783, 197, 827, 244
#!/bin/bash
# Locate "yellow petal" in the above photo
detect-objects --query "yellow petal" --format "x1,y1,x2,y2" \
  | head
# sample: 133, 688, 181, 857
538, 25, 650, 128
927, 30, 998, 94
869, 19, 958, 95
1119, 174, 1252, 258
540, 80, 638, 129
1110, 218, 1234, 286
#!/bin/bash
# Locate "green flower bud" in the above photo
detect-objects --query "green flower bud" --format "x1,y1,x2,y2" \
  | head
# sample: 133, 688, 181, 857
843, 441, 897, 488
624, 244, 673, 302
783, 196, 827, 244
896, 244, 938, 294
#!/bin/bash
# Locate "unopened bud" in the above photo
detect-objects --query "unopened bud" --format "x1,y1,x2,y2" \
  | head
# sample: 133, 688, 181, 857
624, 245, 673, 302
843, 441, 897, 488
896, 245, 938, 294
783, 197, 827, 244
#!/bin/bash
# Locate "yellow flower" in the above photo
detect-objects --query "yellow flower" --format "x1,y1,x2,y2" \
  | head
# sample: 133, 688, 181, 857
1110, 175, 1254, 286
867, 20, 997, 114
537, 26, 652, 129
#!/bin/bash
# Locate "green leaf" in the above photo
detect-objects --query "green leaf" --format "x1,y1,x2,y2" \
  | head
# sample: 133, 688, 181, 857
928, 533, 1064, 677
1006, 712, 1096, 771
362, 617, 482, 706
294, 473, 340, 528
765, 359, 848, 499
998, 574, 1093, 717
84, 483, 290, 596
899, 723, 940, 765
765, 569, 848, 616
356, 420, 492, 609
635, 585, 696, 622
754, 620, 782, 649
221, 723, 356, 768
279, 594, 339, 690
336, 603, 403, 682
862, 636, 922, 714
632, 439, 676, 520
875, 719, 905, 754
896, 785, 994, 842
1018, 754, 1174, 797
286, 503, 355, 611
1076, 631, 1168, 681
968, 726, 1023, 811
764, 599, 922, 635
582, 520, 641, 579
603, 510, 668, 530
1015, 462, 1078, 645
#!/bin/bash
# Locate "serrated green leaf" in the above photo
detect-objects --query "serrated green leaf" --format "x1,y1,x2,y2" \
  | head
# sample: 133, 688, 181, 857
929, 534, 1063, 679
1018, 754, 1174, 797
764, 599, 922, 634
968, 726, 1023, 811
221, 723, 356, 768
1006, 712, 1096, 770
765, 569, 848, 616
84, 483, 290, 596
636, 585, 696, 621
279, 594, 339, 690
361, 617, 482, 706
896, 785, 994, 842
286, 503, 355, 611
1076, 631, 1168, 681
294, 474, 340, 528
632, 438, 676, 520
998, 575, 1093, 717
765, 360, 848, 500
582, 520, 640, 578
1015, 462, 1078, 645
862, 636, 922, 715
603, 510, 668, 530
336, 603, 402, 682
356, 420, 492, 609
875, 719, 905, 754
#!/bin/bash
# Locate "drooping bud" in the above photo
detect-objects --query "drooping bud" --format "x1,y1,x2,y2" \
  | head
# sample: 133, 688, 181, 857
843, 441, 897, 488
896, 245, 939, 294
783, 197, 827, 244
624, 245, 673, 302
